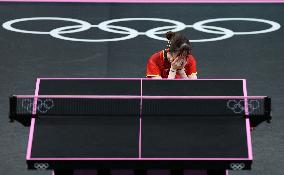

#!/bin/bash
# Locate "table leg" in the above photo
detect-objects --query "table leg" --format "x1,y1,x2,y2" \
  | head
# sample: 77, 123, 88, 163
207, 170, 226, 175
53, 170, 74, 175
171, 169, 183, 175
134, 169, 147, 175
97, 169, 111, 175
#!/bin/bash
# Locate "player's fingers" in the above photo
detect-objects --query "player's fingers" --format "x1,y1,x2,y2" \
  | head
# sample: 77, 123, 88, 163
174, 56, 182, 62
181, 60, 187, 67
176, 57, 186, 64
171, 59, 180, 67
172, 57, 179, 64
174, 60, 183, 67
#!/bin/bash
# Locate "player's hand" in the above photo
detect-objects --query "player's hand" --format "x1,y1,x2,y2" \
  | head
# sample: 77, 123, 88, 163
171, 56, 187, 70
179, 57, 187, 69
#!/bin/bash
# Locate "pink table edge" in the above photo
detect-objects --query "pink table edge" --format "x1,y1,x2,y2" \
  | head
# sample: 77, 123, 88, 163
26, 78, 253, 161
1, 0, 284, 3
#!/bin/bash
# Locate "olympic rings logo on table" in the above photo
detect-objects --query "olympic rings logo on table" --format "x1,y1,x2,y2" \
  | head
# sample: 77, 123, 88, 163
2, 17, 281, 43
34, 163, 49, 170
226, 99, 260, 114
21, 98, 54, 114
230, 163, 245, 170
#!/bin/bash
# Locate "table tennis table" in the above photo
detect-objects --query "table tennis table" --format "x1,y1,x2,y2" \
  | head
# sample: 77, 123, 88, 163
9, 78, 272, 175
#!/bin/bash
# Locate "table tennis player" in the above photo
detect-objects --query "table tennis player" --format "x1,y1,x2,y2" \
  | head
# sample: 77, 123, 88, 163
146, 31, 197, 79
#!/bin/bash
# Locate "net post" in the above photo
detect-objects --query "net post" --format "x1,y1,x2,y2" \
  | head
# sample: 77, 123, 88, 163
9, 95, 17, 123
264, 96, 272, 123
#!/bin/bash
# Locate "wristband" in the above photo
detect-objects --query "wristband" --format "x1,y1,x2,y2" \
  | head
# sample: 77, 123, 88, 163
170, 68, 177, 72
177, 68, 185, 72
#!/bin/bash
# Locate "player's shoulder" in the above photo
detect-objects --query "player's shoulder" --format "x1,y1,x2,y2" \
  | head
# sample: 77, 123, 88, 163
149, 50, 164, 61
187, 54, 197, 62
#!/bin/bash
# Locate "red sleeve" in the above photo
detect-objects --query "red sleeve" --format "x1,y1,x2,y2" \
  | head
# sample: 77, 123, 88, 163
146, 52, 161, 77
185, 55, 197, 75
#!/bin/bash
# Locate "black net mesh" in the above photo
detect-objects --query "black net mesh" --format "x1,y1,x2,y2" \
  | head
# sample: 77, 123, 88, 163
142, 98, 268, 116
11, 96, 269, 117
9, 96, 271, 127
12, 97, 141, 116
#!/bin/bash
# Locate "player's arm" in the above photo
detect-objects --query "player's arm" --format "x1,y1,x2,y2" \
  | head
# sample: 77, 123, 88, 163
175, 68, 197, 79
171, 57, 197, 79
146, 54, 162, 79
168, 57, 184, 79
151, 76, 163, 79
188, 72, 198, 79
168, 55, 194, 79
184, 56, 198, 79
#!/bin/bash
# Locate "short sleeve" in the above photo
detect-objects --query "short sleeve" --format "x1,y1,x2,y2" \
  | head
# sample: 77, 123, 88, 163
185, 55, 197, 75
146, 52, 161, 77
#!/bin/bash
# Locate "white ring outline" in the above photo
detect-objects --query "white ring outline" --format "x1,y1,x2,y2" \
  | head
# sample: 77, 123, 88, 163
2, 17, 91, 34
51, 18, 186, 42
230, 163, 245, 170
36, 99, 54, 113
193, 18, 281, 35
98, 18, 186, 35
34, 163, 49, 169
190, 25, 234, 42
50, 24, 139, 42
2, 17, 281, 42
145, 25, 234, 42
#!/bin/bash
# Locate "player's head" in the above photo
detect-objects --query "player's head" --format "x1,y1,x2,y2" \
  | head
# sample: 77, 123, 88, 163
166, 31, 192, 59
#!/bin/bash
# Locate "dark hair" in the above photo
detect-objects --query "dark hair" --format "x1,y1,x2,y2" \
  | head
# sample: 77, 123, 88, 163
166, 31, 192, 57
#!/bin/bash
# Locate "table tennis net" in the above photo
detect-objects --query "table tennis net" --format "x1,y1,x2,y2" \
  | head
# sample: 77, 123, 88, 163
10, 95, 270, 117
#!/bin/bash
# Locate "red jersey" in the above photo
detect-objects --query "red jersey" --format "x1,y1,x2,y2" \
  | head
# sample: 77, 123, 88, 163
146, 50, 197, 78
